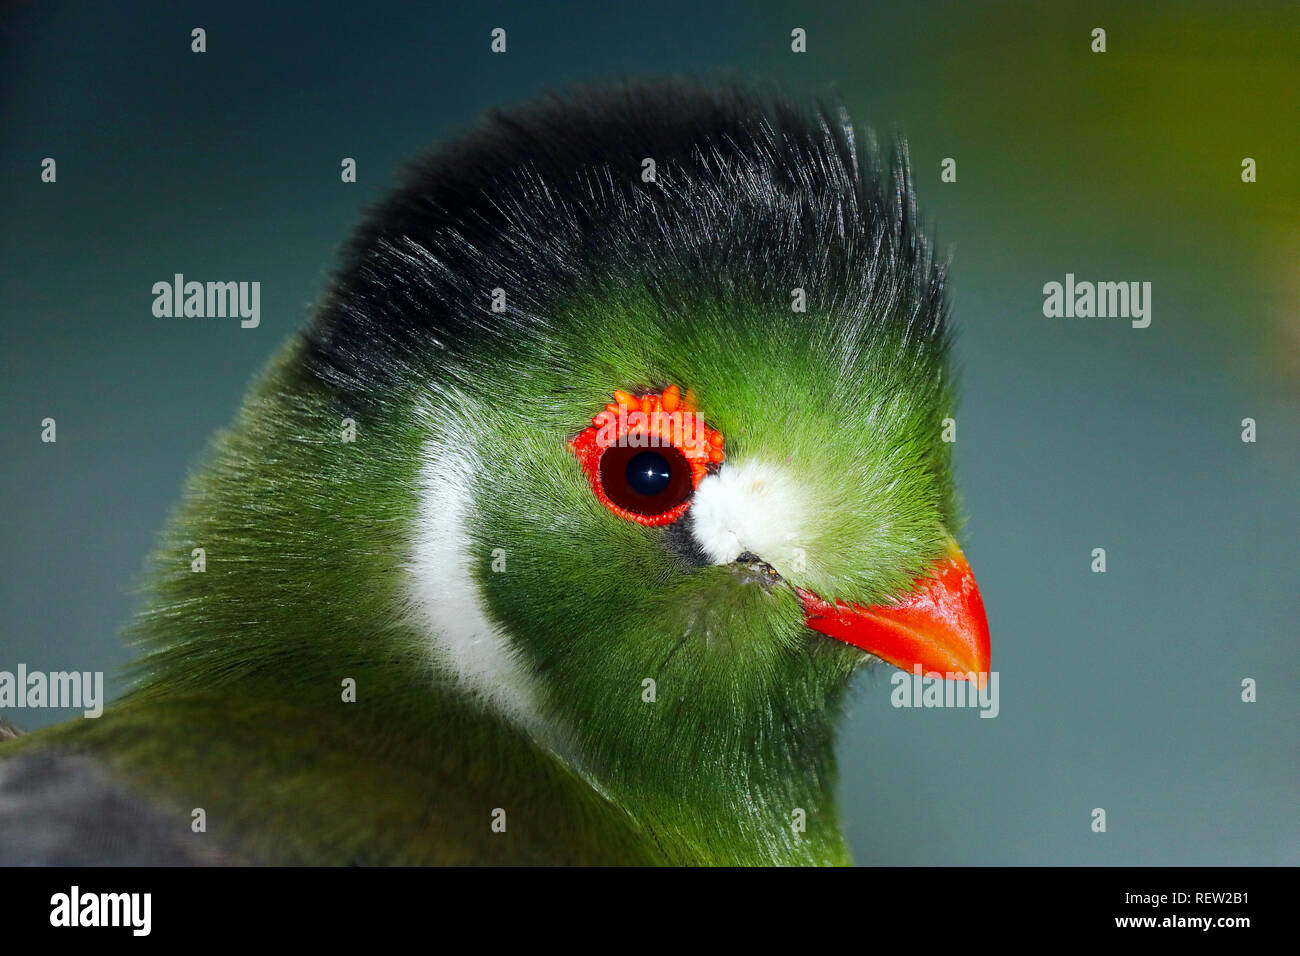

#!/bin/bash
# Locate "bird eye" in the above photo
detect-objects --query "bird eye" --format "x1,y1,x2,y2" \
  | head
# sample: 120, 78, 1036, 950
568, 385, 725, 527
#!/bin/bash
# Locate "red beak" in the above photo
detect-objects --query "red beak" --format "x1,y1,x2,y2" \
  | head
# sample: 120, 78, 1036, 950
797, 543, 991, 684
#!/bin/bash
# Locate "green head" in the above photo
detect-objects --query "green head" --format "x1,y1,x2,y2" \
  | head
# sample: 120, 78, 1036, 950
123, 82, 986, 862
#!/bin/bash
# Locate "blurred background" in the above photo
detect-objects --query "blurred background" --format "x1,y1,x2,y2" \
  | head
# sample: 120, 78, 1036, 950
2, 0, 1296, 864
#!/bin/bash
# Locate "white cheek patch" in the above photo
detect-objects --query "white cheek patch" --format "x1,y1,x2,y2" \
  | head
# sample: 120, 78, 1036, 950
403, 414, 547, 735
688, 459, 808, 567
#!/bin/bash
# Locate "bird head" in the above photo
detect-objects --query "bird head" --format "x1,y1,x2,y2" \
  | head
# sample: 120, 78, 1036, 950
129, 83, 989, 856
300, 83, 990, 794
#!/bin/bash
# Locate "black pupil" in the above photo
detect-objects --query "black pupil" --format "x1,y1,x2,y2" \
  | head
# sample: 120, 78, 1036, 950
625, 451, 672, 496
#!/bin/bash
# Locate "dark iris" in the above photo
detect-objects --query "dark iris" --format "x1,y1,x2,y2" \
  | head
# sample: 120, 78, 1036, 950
625, 451, 672, 497
597, 443, 694, 518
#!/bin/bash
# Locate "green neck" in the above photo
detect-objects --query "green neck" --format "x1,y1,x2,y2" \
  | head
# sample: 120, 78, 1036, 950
537, 673, 853, 865
11, 666, 850, 865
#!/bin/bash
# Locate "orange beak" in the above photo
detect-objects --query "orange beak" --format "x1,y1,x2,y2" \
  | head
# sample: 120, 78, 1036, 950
797, 543, 991, 685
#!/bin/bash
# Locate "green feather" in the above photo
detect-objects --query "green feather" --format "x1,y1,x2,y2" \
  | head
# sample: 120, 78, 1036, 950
2, 83, 960, 866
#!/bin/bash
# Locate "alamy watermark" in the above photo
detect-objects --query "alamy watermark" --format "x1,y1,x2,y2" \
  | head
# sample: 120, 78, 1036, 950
593, 406, 707, 449
891, 665, 1000, 718
1042, 273, 1151, 328
0, 664, 104, 718
50, 886, 151, 936
152, 273, 260, 328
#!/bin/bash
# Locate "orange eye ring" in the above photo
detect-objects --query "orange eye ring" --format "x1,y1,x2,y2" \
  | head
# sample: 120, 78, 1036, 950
568, 385, 725, 526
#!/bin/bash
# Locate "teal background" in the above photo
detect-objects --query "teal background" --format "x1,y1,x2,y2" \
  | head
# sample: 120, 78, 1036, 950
2, 1, 1296, 864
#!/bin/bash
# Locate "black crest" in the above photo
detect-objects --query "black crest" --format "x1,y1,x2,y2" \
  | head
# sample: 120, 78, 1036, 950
303, 80, 948, 400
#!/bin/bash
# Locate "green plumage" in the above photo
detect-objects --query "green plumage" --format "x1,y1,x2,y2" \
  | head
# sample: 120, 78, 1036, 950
1, 82, 959, 865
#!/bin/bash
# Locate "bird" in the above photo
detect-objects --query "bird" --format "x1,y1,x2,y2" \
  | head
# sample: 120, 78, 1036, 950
0, 81, 989, 866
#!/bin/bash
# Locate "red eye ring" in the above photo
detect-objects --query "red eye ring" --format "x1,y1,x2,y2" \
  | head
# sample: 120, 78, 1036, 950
568, 385, 725, 526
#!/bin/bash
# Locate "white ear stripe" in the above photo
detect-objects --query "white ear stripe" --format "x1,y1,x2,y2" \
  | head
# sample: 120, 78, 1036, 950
404, 408, 547, 733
